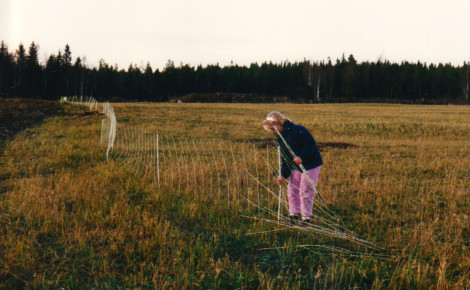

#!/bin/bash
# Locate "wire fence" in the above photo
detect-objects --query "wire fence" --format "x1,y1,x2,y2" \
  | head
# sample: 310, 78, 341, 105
62, 97, 385, 257
60, 96, 99, 111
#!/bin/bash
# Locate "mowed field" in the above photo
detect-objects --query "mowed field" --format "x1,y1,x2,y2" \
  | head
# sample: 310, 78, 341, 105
1, 102, 469, 288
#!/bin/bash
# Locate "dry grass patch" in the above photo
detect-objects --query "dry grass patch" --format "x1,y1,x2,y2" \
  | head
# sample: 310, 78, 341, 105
1, 102, 469, 288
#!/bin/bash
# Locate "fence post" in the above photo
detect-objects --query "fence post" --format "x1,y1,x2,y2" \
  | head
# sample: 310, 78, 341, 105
278, 145, 282, 220
156, 134, 160, 187
100, 118, 106, 144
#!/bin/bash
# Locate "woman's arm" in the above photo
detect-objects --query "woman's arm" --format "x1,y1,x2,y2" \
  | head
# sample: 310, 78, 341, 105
298, 126, 316, 161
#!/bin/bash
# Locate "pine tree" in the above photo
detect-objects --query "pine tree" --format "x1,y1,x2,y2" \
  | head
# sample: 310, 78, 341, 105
26, 42, 41, 97
63, 44, 72, 95
15, 43, 27, 96
73, 57, 83, 97
0, 41, 14, 96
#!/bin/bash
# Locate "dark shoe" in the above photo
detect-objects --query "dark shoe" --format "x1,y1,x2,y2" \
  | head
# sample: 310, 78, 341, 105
287, 215, 300, 226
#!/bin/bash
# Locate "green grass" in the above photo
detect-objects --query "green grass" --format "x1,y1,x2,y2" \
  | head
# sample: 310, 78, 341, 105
1, 102, 469, 288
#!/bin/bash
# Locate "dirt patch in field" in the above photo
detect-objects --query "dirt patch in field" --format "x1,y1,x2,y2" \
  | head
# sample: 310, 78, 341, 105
0, 99, 104, 146
242, 138, 359, 150
0, 98, 65, 146
71, 110, 103, 117
318, 142, 359, 149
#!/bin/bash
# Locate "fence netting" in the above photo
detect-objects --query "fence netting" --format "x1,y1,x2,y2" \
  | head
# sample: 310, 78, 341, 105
62, 97, 385, 258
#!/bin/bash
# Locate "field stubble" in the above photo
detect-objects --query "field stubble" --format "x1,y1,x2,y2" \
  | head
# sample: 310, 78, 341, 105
0, 102, 469, 288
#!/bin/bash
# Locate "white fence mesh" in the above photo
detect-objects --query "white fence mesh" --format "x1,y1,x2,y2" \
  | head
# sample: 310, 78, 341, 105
61, 96, 99, 111
61, 97, 383, 255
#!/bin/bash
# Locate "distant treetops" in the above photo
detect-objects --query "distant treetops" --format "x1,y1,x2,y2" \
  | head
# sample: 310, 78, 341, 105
0, 41, 468, 103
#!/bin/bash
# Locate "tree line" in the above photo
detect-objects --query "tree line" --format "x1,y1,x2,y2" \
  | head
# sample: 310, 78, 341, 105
0, 41, 468, 103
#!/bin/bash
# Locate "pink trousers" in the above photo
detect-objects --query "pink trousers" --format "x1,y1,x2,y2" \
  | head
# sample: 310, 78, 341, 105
287, 166, 321, 218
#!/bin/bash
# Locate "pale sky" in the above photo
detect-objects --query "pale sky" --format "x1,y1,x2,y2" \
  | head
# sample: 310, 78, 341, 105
2, 0, 470, 70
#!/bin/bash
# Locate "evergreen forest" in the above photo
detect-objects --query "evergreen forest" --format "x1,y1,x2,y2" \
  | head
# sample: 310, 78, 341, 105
0, 41, 468, 103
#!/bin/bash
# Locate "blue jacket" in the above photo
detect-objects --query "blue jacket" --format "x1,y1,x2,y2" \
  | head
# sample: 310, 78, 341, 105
277, 120, 323, 179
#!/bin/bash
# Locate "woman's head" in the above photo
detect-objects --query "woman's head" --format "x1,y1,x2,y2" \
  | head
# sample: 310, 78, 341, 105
262, 111, 290, 134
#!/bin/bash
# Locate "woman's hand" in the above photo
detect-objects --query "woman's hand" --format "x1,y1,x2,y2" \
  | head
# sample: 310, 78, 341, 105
277, 177, 283, 186
293, 156, 302, 165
